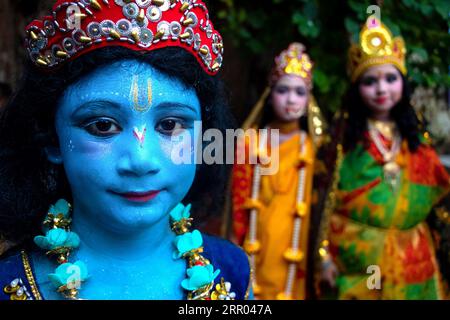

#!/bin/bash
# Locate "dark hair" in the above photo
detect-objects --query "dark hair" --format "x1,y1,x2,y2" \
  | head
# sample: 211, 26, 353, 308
342, 73, 420, 152
0, 46, 235, 244
0, 82, 12, 99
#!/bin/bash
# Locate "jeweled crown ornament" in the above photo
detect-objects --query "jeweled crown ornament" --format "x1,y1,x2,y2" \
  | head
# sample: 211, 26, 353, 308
348, 16, 407, 82
269, 42, 314, 89
25, 0, 224, 75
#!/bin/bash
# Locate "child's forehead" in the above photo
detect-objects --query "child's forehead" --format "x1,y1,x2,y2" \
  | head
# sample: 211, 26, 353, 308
362, 64, 399, 77
62, 59, 196, 101
69, 59, 185, 91
57, 59, 201, 114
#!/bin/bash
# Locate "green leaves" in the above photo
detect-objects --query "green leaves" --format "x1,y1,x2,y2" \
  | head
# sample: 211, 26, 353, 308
207, 0, 448, 114
345, 18, 360, 43
292, 12, 320, 38
409, 46, 430, 63
313, 69, 330, 94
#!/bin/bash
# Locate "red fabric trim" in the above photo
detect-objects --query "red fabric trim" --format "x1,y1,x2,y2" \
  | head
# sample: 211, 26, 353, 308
25, 1, 223, 75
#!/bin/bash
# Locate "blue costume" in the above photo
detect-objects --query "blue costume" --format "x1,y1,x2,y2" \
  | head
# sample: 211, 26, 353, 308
0, 0, 245, 301
0, 234, 250, 300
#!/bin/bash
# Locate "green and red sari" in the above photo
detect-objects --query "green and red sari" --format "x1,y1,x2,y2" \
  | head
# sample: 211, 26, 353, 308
330, 133, 450, 299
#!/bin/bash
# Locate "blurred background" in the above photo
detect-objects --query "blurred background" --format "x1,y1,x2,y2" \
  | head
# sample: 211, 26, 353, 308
0, 0, 449, 158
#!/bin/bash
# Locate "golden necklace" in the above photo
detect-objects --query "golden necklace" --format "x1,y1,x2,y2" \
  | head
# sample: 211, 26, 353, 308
368, 119, 402, 191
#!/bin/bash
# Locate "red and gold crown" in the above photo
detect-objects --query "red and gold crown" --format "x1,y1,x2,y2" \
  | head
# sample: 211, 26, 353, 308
269, 43, 314, 89
25, 0, 224, 75
348, 17, 407, 82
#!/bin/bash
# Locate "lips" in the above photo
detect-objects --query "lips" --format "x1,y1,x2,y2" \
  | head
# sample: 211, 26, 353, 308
112, 190, 161, 203
286, 107, 301, 115
374, 97, 388, 104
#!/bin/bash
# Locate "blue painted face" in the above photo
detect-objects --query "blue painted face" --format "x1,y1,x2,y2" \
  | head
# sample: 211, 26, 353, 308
52, 59, 201, 234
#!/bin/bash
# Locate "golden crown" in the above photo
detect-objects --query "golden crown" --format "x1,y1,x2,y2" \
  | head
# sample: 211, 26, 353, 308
270, 43, 313, 88
348, 17, 407, 82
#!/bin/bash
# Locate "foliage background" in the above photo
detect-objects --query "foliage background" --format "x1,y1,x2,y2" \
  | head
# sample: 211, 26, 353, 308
1, 0, 449, 148
205, 0, 449, 150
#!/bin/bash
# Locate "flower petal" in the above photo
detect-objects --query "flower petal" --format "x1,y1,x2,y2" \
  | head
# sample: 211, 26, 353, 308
181, 279, 195, 291
73, 261, 89, 280
187, 265, 213, 289
34, 235, 50, 250
175, 230, 203, 257
182, 203, 192, 219
48, 273, 65, 288
64, 232, 80, 248
51, 199, 70, 217
47, 229, 69, 248
169, 203, 185, 221
191, 230, 203, 248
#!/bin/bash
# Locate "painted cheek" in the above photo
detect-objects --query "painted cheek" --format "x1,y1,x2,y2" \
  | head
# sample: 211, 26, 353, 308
359, 85, 375, 105
272, 94, 288, 118
360, 85, 372, 98
296, 95, 308, 109
389, 80, 403, 104
66, 137, 114, 160
162, 130, 197, 164
272, 92, 285, 108
158, 132, 197, 196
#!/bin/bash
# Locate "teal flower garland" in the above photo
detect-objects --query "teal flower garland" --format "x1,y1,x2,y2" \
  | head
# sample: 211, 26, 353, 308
34, 199, 89, 299
34, 200, 235, 300
170, 203, 224, 299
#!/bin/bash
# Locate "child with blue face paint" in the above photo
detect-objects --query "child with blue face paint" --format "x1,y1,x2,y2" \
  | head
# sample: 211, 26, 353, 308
0, 0, 250, 300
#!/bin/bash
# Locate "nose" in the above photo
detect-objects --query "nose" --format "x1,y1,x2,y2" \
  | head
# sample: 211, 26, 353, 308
287, 90, 298, 104
116, 131, 161, 177
376, 79, 387, 95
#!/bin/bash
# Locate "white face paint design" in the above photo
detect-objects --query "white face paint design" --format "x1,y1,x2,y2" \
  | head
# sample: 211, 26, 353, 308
133, 125, 147, 148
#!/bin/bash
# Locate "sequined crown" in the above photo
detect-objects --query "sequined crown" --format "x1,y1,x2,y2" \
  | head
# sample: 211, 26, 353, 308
348, 17, 406, 82
25, 0, 224, 75
269, 43, 313, 88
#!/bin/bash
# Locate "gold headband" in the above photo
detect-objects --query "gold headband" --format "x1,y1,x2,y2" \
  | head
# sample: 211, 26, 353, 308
270, 42, 313, 88
348, 17, 407, 82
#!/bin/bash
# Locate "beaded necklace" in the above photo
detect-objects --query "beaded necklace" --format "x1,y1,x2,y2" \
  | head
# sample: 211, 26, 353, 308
368, 120, 402, 191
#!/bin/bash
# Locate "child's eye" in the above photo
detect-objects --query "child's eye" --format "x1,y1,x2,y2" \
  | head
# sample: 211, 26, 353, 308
83, 118, 122, 137
156, 118, 186, 136
361, 77, 377, 86
386, 74, 398, 83
296, 88, 306, 96
274, 86, 288, 94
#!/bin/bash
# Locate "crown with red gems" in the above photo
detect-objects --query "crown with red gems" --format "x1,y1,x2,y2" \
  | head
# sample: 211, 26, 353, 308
25, 0, 224, 75
269, 43, 314, 89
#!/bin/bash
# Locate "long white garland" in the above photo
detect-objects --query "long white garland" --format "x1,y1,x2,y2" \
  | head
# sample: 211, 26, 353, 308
245, 131, 309, 299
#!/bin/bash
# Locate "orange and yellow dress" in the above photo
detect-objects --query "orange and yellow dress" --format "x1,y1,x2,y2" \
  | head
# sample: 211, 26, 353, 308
232, 132, 315, 299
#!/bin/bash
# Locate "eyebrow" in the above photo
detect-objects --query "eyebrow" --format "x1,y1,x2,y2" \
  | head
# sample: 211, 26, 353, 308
275, 84, 306, 89
71, 100, 121, 117
362, 72, 397, 79
71, 100, 199, 116
155, 102, 200, 115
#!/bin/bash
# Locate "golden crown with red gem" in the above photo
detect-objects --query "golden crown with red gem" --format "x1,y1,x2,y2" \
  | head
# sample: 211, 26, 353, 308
25, 0, 224, 75
348, 17, 407, 82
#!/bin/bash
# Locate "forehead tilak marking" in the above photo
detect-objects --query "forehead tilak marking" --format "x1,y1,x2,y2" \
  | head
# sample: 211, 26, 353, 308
130, 75, 152, 113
